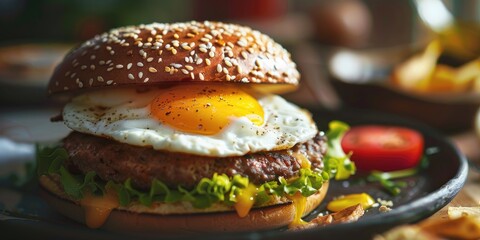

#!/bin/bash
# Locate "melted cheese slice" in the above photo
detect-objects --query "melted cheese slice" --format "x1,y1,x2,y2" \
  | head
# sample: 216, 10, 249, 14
234, 183, 258, 218
80, 192, 119, 228
289, 192, 307, 227
292, 152, 311, 169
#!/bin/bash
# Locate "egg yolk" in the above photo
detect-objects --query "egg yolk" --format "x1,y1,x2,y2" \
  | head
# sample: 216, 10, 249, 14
150, 84, 264, 135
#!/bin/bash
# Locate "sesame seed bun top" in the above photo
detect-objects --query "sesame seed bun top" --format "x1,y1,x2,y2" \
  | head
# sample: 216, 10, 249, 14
48, 21, 300, 97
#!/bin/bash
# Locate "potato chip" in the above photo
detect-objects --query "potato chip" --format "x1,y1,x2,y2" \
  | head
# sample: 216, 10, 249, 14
448, 206, 480, 219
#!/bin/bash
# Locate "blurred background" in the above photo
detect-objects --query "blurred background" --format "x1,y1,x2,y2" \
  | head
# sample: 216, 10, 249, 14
1, 0, 480, 161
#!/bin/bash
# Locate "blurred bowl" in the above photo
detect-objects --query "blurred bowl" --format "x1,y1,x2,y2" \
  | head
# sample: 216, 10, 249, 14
327, 45, 480, 134
0, 43, 71, 107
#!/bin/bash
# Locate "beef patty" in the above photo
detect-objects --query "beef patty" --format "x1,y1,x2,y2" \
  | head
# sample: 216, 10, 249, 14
63, 132, 327, 190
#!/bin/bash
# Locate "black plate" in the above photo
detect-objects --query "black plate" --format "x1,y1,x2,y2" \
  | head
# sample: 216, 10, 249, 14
0, 109, 468, 240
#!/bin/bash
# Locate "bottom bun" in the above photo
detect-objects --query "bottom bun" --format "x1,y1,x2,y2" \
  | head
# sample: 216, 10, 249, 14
39, 176, 328, 234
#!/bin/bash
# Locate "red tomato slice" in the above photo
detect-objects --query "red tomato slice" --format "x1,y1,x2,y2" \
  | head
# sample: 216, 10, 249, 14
341, 125, 424, 172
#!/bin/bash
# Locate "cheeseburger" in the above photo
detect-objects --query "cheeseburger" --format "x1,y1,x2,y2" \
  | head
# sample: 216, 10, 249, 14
37, 21, 354, 233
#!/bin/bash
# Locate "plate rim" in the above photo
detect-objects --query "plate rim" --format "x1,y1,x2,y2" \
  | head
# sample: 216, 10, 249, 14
0, 109, 469, 240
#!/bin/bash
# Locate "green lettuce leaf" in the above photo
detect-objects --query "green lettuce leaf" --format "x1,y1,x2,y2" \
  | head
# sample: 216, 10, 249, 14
324, 121, 356, 180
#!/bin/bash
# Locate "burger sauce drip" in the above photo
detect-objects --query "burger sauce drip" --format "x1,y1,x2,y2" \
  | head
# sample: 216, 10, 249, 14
80, 191, 119, 228
289, 192, 307, 227
234, 183, 257, 217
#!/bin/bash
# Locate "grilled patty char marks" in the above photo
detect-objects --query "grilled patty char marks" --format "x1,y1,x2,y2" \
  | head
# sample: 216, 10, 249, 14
63, 132, 327, 190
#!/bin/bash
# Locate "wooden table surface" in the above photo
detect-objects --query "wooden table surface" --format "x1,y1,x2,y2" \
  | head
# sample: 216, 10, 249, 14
426, 131, 480, 222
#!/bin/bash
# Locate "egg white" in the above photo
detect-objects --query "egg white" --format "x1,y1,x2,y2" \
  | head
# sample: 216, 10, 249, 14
63, 88, 318, 157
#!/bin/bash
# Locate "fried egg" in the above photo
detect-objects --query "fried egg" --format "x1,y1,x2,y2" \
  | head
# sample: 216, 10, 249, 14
63, 84, 318, 157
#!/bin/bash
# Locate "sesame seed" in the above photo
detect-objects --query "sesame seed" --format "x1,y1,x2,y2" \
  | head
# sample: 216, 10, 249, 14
223, 67, 228, 74
147, 57, 154, 62
149, 67, 157, 73
199, 47, 207, 53
216, 64, 222, 73
224, 60, 233, 67
199, 73, 204, 80
90, 65, 96, 70
106, 46, 112, 50
209, 51, 215, 58
172, 48, 177, 54
144, 78, 150, 83
241, 51, 248, 59
190, 50, 195, 56
110, 50, 115, 55
116, 64, 124, 69
255, 59, 261, 68
137, 62, 144, 67
190, 72, 195, 79
89, 78, 93, 86
185, 65, 194, 71
200, 37, 209, 43
138, 72, 143, 78
107, 67, 114, 71
174, 33, 179, 39
106, 80, 113, 85
196, 58, 203, 65
165, 66, 171, 72
90, 55, 96, 60
64, 71, 71, 77
237, 65, 242, 74
171, 63, 182, 68
205, 59, 211, 65
128, 73, 135, 80
97, 76, 104, 82
226, 75, 231, 81
237, 39, 247, 47
158, 58, 162, 63
71, 73, 76, 78
241, 77, 249, 82
182, 45, 191, 50
127, 63, 132, 69
187, 33, 195, 38
181, 69, 189, 75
